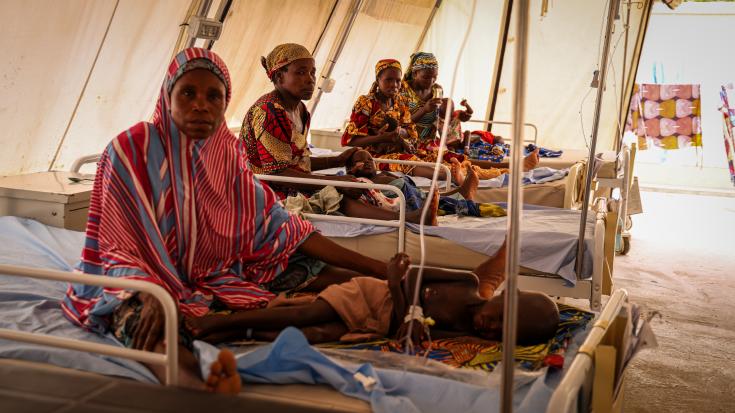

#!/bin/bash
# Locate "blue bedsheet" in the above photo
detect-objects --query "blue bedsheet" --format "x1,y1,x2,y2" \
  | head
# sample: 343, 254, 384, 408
0, 216, 589, 412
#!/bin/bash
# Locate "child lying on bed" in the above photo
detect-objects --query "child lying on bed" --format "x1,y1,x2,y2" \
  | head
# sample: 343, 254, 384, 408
345, 149, 506, 219
186, 244, 560, 346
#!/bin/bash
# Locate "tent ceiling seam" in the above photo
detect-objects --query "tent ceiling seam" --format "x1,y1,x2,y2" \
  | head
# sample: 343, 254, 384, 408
48, 0, 120, 171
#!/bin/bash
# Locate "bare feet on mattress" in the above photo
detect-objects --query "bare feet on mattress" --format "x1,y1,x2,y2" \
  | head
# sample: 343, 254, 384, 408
474, 241, 507, 299
450, 157, 466, 185
523, 148, 540, 172
457, 166, 479, 201
206, 349, 241, 394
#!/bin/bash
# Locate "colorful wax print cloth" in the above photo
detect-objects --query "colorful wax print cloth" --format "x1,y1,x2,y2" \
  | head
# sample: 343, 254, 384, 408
241, 91, 312, 175
720, 85, 735, 185
356, 175, 506, 218
627, 83, 702, 150
63, 48, 315, 333
321, 304, 593, 371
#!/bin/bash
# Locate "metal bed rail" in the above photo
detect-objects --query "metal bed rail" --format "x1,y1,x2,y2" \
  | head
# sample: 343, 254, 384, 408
546, 288, 630, 413
372, 158, 452, 191
0, 264, 180, 385
466, 119, 538, 145
254, 174, 408, 252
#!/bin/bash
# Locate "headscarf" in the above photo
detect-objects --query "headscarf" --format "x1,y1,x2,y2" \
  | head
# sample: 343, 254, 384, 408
404, 52, 438, 81
261, 43, 313, 80
63, 48, 315, 332
371, 59, 402, 94
375, 59, 402, 77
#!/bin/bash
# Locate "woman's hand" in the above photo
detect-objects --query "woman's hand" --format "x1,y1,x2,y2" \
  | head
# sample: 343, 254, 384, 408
422, 97, 442, 114
335, 147, 359, 167
132, 292, 165, 351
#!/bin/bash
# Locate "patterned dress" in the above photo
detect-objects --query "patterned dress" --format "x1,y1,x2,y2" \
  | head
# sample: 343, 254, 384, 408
241, 90, 312, 175
341, 93, 422, 174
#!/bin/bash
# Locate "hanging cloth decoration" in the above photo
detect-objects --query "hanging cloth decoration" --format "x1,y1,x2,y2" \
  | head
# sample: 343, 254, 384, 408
626, 83, 703, 151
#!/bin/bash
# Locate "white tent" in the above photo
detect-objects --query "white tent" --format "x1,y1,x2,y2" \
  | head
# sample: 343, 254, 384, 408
0, 0, 650, 177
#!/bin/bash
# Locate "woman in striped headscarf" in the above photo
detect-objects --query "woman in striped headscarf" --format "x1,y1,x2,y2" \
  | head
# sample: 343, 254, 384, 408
63, 48, 388, 391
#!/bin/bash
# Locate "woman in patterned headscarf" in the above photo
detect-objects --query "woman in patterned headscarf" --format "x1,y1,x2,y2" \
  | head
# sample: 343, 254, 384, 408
242, 45, 434, 224
342, 59, 442, 178
400, 52, 539, 182
344, 58, 523, 182
63, 48, 388, 391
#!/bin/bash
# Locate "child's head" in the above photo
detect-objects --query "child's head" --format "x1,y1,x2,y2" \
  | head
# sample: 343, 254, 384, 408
261, 43, 316, 100
374, 59, 403, 98
345, 149, 377, 178
472, 291, 560, 345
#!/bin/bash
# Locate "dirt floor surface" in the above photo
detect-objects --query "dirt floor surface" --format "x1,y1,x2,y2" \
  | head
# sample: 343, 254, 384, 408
616, 191, 735, 412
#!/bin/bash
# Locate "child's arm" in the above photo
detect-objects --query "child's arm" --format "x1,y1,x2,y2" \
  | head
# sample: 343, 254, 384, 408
458, 99, 474, 122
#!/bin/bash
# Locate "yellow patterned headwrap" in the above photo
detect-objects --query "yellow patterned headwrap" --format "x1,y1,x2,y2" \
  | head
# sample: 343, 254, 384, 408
261, 43, 313, 80
375, 59, 402, 77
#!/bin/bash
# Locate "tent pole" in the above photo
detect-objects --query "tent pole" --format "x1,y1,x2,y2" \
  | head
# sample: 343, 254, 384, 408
308, 0, 365, 115
575, 0, 619, 278
615, 0, 632, 156
500, 0, 528, 412
617, 0, 653, 153
412, 0, 442, 53
485, 0, 513, 132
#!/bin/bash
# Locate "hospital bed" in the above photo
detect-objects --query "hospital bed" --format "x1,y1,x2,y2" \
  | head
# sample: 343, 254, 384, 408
0, 216, 637, 412
63, 154, 615, 310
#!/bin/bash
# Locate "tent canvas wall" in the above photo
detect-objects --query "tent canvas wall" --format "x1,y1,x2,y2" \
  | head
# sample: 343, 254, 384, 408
0, 0, 651, 177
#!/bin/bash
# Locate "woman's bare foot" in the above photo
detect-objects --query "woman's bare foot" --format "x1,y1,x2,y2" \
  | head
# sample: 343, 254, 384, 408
450, 157, 465, 185
205, 349, 241, 394
474, 241, 507, 299
457, 166, 479, 200
523, 148, 540, 172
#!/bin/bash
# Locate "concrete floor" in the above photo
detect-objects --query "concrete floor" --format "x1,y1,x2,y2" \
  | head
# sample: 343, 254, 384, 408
616, 191, 735, 412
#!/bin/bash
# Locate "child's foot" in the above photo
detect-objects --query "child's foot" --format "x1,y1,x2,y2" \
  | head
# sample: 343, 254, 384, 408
474, 241, 507, 298
205, 349, 241, 395
457, 166, 479, 200
450, 157, 465, 185
523, 148, 540, 172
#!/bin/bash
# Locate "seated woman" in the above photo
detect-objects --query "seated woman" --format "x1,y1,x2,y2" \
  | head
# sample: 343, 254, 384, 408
186, 248, 560, 347
62, 48, 393, 394
399, 52, 540, 183
241, 44, 434, 225
345, 149, 507, 220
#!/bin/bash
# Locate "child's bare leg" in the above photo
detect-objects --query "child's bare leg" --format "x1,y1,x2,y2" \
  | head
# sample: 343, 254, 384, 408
473, 241, 508, 299
340, 191, 435, 225
143, 341, 241, 394
303, 265, 376, 291
186, 299, 339, 340
252, 322, 349, 344
409, 166, 448, 181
